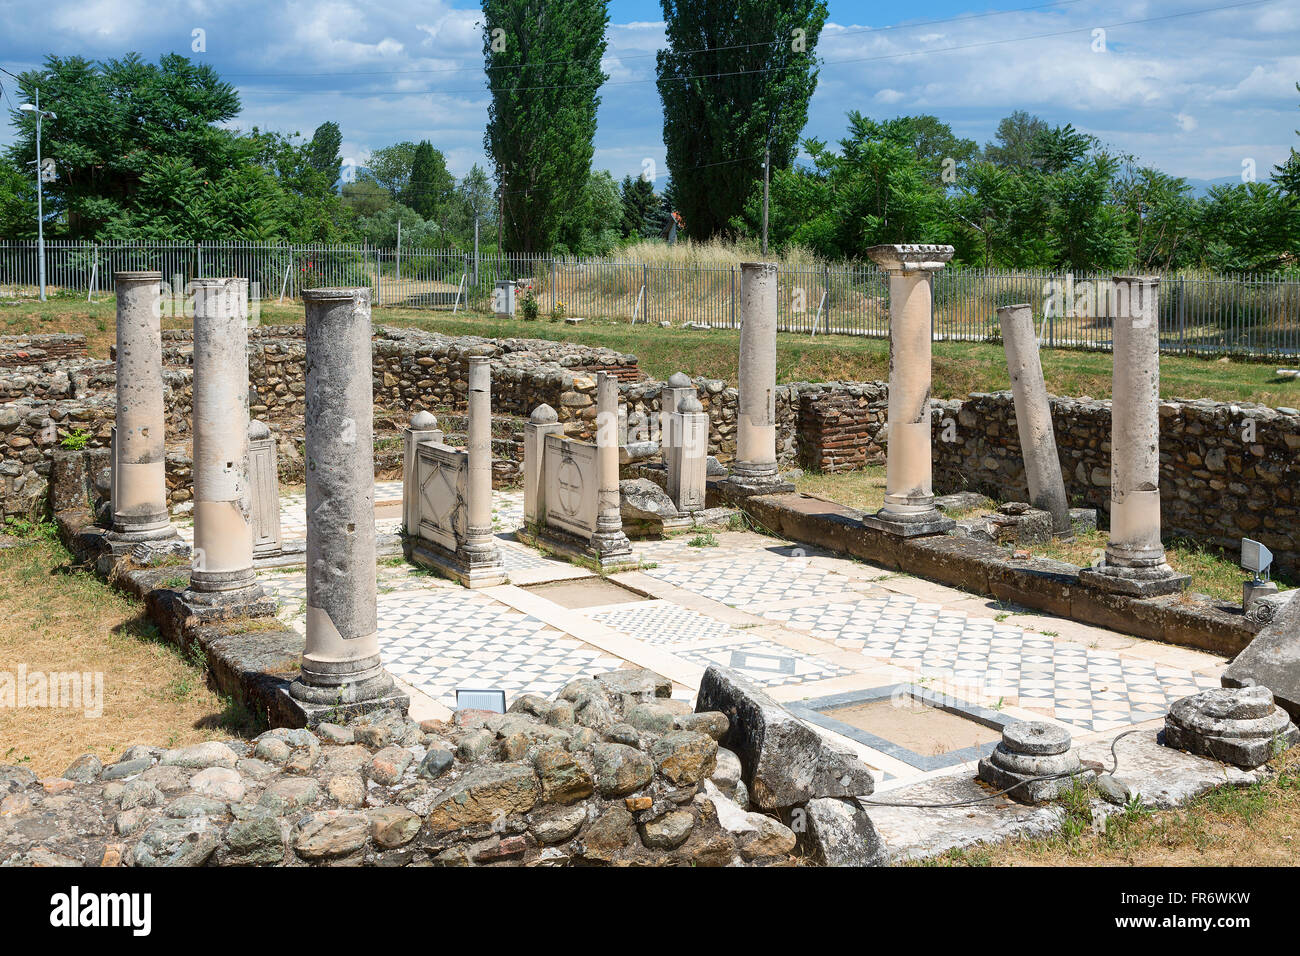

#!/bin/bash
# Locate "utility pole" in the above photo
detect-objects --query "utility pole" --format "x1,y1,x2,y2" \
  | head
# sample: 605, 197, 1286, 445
497, 187, 504, 256
20, 89, 55, 302
761, 146, 770, 256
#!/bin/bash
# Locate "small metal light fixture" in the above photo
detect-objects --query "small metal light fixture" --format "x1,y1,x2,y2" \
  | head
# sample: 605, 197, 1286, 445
456, 687, 506, 714
1241, 538, 1278, 613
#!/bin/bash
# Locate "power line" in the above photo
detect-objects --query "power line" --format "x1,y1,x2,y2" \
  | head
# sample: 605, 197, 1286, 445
232, 0, 1281, 98
218, 0, 1089, 80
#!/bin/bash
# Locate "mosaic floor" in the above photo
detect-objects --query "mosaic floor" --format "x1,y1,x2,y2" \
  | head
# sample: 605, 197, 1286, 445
249, 483, 1229, 780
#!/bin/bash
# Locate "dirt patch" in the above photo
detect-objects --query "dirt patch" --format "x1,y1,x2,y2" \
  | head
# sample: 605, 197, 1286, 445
824, 699, 1001, 757
523, 577, 650, 609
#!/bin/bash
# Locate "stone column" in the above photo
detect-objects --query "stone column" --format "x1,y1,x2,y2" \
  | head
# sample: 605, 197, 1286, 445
998, 303, 1072, 538
722, 262, 794, 497
108, 271, 183, 551
289, 288, 403, 711
1080, 277, 1189, 596
187, 277, 261, 602
660, 371, 695, 479
523, 404, 563, 526
401, 410, 442, 538
455, 356, 505, 584
861, 245, 954, 537
590, 371, 633, 565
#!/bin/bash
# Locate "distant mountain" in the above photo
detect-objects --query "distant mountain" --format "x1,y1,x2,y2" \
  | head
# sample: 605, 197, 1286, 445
1182, 174, 1251, 196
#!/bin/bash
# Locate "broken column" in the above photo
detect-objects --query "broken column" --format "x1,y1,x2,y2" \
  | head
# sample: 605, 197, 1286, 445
455, 356, 506, 585
998, 303, 1071, 538
589, 371, 634, 566
248, 420, 283, 558
977, 720, 1092, 803
186, 277, 261, 603
523, 404, 563, 526
1079, 276, 1189, 596
401, 410, 442, 538
288, 288, 405, 714
1164, 686, 1298, 769
660, 371, 695, 479
861, 245, 954, 537
721, 263, 793, 497
667, 392, 708, 512
106, 271, 185, 555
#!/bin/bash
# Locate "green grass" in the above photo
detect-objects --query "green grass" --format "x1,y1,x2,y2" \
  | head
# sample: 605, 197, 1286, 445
5, 297, 1298, 407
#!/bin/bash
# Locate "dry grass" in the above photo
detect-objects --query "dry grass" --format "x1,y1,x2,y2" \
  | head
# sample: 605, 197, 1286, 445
928, 748, 1300, 866
614, 238, 828, 268
794, 467, 889, 514
5, 298, 1298, 407
0, 528, 256, 777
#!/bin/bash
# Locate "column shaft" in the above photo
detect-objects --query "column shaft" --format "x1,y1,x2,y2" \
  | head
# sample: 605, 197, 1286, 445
1107, 277, 1164, 567
882, 271, 935, 514
190, 277, 257, 592
294, 287, 390, 701
999, 303, 1071, 536
595, 372, 623, 535
112, 272, 170, 537
465, 356, 494, 550
735, 262, 778, 476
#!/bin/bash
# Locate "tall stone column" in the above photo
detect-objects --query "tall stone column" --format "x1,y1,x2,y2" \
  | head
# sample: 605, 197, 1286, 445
721, 262, 794, 497
1080, 277, 1189, 596
108, 271, 184, 552
289, 288, 405, 712
998, 303, 1072, 538
186, 277, 261, 602
455, 356, 505, 585
589, 371, 634, 566
862, 244, 955, 537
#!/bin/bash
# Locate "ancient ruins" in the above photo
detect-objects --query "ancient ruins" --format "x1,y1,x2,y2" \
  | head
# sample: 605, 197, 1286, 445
2, 257, 1298, 868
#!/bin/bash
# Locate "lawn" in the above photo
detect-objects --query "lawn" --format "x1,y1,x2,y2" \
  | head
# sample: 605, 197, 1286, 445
0, 522, 255, 776
4, 295, 1299, 407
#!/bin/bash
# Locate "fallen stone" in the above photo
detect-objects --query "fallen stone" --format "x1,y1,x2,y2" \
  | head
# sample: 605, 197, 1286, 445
1223, 598, 1300, 722
695, 666, 875, 809
591, 743, 654, 797
798, 797, 889, 867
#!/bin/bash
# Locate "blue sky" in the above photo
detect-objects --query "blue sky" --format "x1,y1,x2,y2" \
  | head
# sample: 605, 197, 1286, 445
1, 0, 1297, 187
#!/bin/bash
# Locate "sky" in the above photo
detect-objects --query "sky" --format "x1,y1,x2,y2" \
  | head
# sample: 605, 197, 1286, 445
0, 0, 1297, 189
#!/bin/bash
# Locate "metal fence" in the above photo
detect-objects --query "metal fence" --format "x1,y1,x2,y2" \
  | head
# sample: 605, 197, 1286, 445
3, 240, 1299, 358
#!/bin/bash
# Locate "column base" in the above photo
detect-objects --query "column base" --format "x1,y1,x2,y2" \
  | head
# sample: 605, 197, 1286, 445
526, 524, 639, 572
588, 527, 635, 570
99, 525, 190, 570
281, 672, 410, 727
177, 584, 278, 624
861, 508, 956, 538
1079, 563, 1191, 597
410, 538, 508, 588
717, 472, 796, 500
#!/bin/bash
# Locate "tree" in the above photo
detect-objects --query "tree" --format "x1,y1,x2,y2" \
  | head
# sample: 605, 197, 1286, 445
405, 140, 455, 221
657, 0, 827, 239
1274, 82, 1300, 197
4, 53, 248, 238
341, 178, 391, 219
554, 169, 621, 254
619, 175, 661, 239
482, 0, 609, 253
359, 141, 418, 200
1194, 183, 1299, 271
982, 111, 1048, 170
0, 159, 37, 237
306, 121, 343, 189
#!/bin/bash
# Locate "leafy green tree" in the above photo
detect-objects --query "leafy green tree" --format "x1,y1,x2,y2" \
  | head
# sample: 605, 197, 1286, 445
1194, 183, 1299, 271
306, 121, 343, 188
619, 175, 662, 239
0, 159, 37, 237
981, 111, 1048, 170
657, 0, 827, 238
5, 53, 247, 238
359, 142, 418, 200
1112, 162, 1195, 270
482, 0, 609, 252
1274, 82, 1300, 198
341, 178, 391, 219
951, 161, 1051, 266
1042, 152, 1131, 270
556, 170, 622, 255
405, 140, 455, 222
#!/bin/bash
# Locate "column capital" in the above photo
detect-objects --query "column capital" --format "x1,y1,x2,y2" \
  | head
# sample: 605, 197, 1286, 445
866, 244, 954, 274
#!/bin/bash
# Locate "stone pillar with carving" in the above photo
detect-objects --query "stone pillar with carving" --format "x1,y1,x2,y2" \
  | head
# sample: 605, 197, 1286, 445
248, 420, 283, 558
523, 404, 563, 526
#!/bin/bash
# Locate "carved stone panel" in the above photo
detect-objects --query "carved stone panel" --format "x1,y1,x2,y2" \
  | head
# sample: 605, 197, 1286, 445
543, 434, 598, 539
416, 441, 468, 551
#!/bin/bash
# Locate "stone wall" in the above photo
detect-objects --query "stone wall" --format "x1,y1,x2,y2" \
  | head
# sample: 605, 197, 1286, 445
930, 391, 1300, 575
0, 333, 88, 367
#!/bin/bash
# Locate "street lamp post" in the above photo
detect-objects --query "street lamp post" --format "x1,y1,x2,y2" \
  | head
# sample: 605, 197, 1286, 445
20, 90, 56, 303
